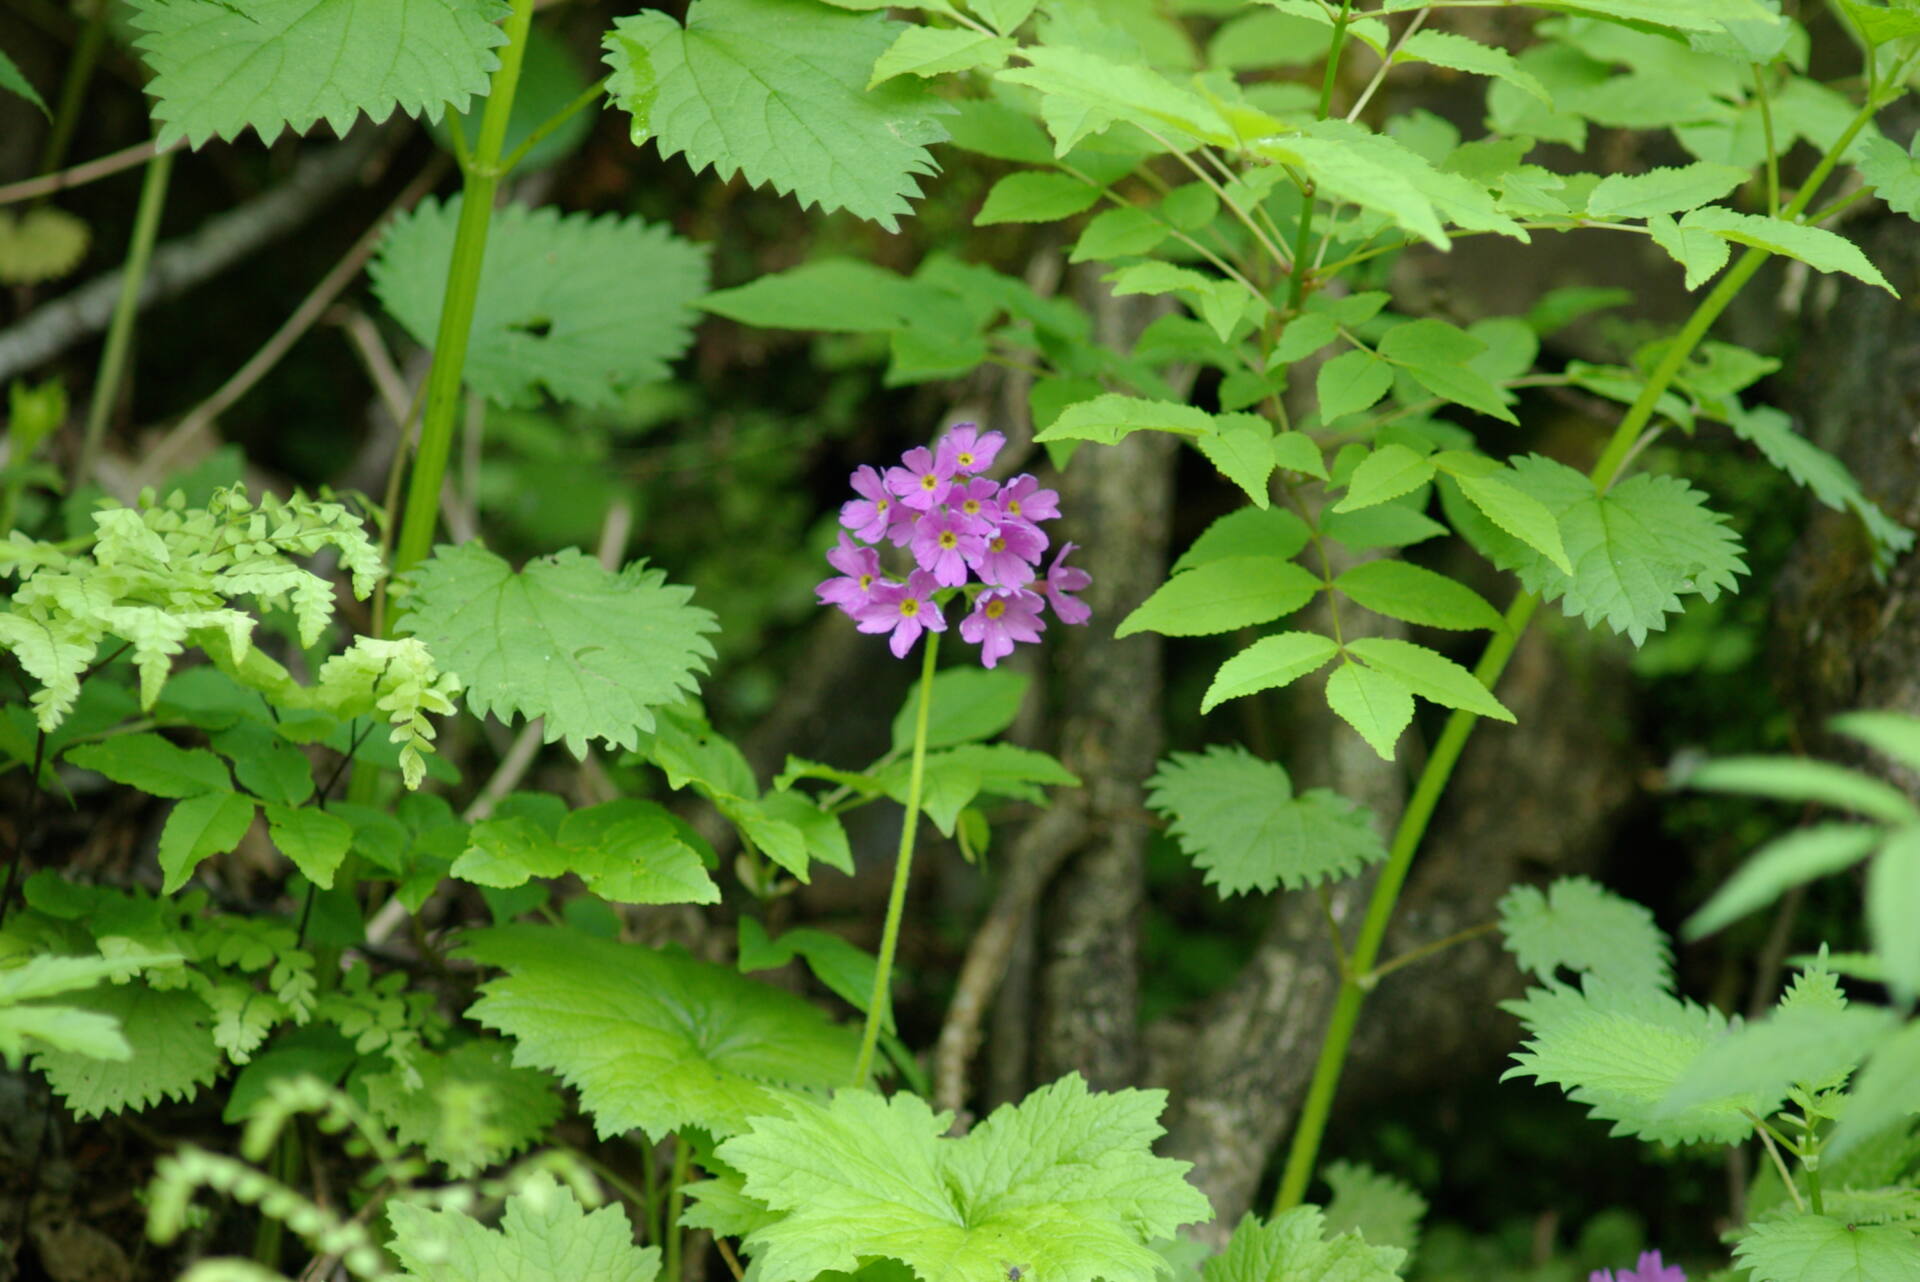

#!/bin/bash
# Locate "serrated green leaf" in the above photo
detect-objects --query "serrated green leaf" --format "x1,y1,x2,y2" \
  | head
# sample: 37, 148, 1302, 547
1204, 1209, 1405, 1282
66, 732, 230, 798
1316, 351, 1395, 424
1499, 876, 1672, 991
719, 1075, 1213, 1282
870, 27, 1014, 87
1827, 1020, 1920, 1160
889, 667, 1030, 753
877, 743, 1078, 836
1273, 432, 1329, 480
126, 0, 507, 148
366, 1039, 563, 1178
1867, 827, 1920, 998
1147, 745, 1386, 894
372, 196, 708, 408
1347, 637, 1513, 721
738, 919, 882, 1025
462, 925, 862, 1140
1253, 130, 1448, 249
265, 803, 352, 888
970, 0, 1039, 34
976, 172, 1102, 225
996, 45, 1232, 153
702, 259, 939, 333
32, 982, 221, 1118
1321, 1162, 1426, 1258
389, 1172, 659, 1282
1071, 206, 1170, 262
456, 800, 721, 905
1272, 314, 1339, 367
1117, 557, 1321, 638
211, 722, 314, 807
1321, 503, 1448, 551
1451, 472, 1572, 574
1201, 632, 1340, 712
604, 0, 950, 231
1035, 393, 1214, 445
1398, 30, 1549, 105
1661, 1004, 1896, 1121
1685, 823, 1883, 939
1733, 1212, 1919, 1282
1105, 263, 1251, 341
158, 792, 257, 894
1503, 979, 1753, 1145
1682, 207, 1896, 294
1684, 757, 1919, 824
400, 543, 717, 758
1857, 133, 1920, 219
1174, 508, 1312, 573
1586, 163, 1749, 218
1728, 407, 1913, 563
1333, 560, 1504, 632
1197, 415, 1276, 507
1325, 660, 1415, 761
1476, 455, 1747, 645
1646, 212, 1733, 290
0, 47, 49, 117
0, 1004, 127, 1065
1335, 445, 1437, 513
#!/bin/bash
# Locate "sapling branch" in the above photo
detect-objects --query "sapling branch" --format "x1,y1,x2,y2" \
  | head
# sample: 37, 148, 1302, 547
497, 75, 611, 175
664, 1135, 692, 1282
1363, 920, 1499, 987
1753, 65, 1781, 217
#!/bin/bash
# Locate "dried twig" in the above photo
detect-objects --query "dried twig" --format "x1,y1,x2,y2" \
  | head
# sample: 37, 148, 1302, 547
0, 137, 179, 206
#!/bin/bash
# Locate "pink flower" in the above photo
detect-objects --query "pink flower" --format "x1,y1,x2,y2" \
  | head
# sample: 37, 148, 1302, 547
857, 570, 947, 658
817, 535, 884, 616
936, 423, 1005, 475
911, 509, 986, 588
973, 519, 1047, 588
961, 588, 1046, 668
885, 445, 954, 512
1591, 1251, 1685, 1282
1044, 542, 1092, 624
999, 475, 1059, 526
948, 477, 1002, 535
840, 465, 896, 544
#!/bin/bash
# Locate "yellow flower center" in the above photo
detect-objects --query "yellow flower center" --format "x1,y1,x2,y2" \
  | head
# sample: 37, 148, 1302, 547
1006, 498, 1022, 516
958, 451, 976, 467
920, 473, 939, 491
859, 574, 873, 589
900, 599, 920, 618
963, 499, 982, 516
990, 537, 1007, 553
939, 531, 958, 549
985, 599, 1006, 620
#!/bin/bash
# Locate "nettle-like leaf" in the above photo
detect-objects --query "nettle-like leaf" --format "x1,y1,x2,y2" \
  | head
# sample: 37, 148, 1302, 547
399, 543, 717, 757
0, 953, 179, 1067
604, 0, 951, 230
389, 1172, 660, 1282
372, 197, 708, 409
1203, 1209, 1406, 1282
1659, 1000, 1896, 1124
1733, 1211, 1920, 1282
453, 797, 721, 905
1321, 1162, 1426, 1259
1502, 978, 1754, 1145
1858, 132, 1920, 220
125, 0, 509, 148
1498, 876, 1672, 991
714, 1075, 1213, 1282
363, 1038, 562, 1177
1146, 745, 1387, 896
461, 925, 861, 1140
1727, 406, 1914, 564
0, 45, 49, 117
1458, 454, 1747, 644
31, 981, 222, 1119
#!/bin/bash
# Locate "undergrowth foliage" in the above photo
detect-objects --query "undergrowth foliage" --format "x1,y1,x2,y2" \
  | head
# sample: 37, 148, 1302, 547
3, 0, 1919, 1280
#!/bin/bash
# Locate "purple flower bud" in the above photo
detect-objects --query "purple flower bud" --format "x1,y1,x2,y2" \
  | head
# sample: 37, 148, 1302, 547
1591, 1251, 1686, 1282
1044, 542, 1092, 625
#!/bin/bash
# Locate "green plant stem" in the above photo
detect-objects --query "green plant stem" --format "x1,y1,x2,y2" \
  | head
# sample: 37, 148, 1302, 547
389, 0, 537, 582
1269, 94, 1886, 1216
1753, 65, 1780, 217
37, 0, 107, 181
1286, 0, 1352, 308
498, 75, 610, 174
665, 1134, 691, 1282
73, 146, 174, 488
852, 629, 940, 1089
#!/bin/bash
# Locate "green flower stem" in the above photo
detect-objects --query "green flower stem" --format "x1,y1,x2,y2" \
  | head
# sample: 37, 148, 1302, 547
852, 629, 941, 1089
665, 1134, 691, 1282
1270, 94, 1887, 1216
389, 0, 537, 581
73, 146, 174, 488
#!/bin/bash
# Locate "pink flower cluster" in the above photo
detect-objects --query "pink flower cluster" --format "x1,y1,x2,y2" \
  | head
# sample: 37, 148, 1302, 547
818, 423, 1091, 667
1591, 1252, 1685, 1282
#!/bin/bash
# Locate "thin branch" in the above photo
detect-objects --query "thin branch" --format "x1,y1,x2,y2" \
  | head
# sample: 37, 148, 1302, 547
0, 137, 179, 207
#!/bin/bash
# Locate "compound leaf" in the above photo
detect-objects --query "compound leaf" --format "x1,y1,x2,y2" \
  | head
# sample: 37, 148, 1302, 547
1147, 745, 1387, 896
454, 800, 721, 905
373, 197, 708, 409
1203, 1209, 1405, 1282
1685, 823, 1883, 939
1117, 558, 1321, 638
1682, 207, 1896, 294
1335, 445, 1435, 513
717, 1075, 1213, 1282
889, 668, 1030, 753
1733, 1212, 1919, 1282
1333, 560, 1504, 632
1499, 876, 1672, 991
1325, 660, 1415, 761
1174, 508, 1312, 574
365, 1039, 563, 1178
400, 543, 717, 758
1034, 394, 1214, 445
1346, 637, 1513, 722
604, 0, 950, 230
126, 0, 508, 148
1727, 407, 1913, 563
976, 172, 1101, 225
158, 792, 258, 894
1201, 631, 1340, 712
1586, 163, 1749, 218
265, 803, 352, 889
461, 925, 860, 1140
389, 1172, 659, 1282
